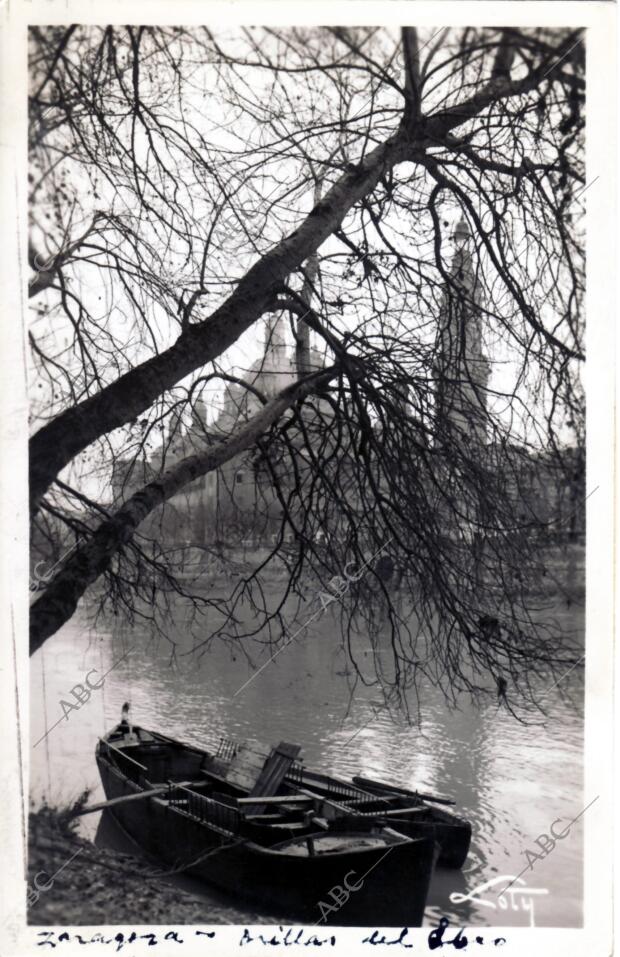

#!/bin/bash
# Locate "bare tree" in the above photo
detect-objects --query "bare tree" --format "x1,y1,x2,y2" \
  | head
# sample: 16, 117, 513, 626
28, 25, 585, 717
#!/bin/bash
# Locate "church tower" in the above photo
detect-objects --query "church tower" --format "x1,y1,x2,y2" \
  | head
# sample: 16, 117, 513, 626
434, 215, 490, 447
261, 314, 295, 396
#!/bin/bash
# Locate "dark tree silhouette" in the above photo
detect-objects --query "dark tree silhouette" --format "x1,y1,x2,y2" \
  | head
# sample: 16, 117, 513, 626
28, 25, 585, 717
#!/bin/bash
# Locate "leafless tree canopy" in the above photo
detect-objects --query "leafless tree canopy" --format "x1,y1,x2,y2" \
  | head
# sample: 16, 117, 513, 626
29, 25, 585, 718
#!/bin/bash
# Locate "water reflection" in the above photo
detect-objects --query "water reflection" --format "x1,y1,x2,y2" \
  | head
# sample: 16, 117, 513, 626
30, 601, 583, 928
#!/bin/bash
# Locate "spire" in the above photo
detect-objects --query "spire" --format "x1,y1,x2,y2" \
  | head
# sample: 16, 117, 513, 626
434, 210, 490, 448
450, 213, 477, 293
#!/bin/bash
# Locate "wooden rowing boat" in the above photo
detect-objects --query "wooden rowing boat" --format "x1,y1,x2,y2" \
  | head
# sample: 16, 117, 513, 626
95, 724, 437, 926
283, 765, 472, 870
183, 732, 470, 868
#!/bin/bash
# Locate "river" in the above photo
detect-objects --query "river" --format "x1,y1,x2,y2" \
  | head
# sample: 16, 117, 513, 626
30, 594, 584, 929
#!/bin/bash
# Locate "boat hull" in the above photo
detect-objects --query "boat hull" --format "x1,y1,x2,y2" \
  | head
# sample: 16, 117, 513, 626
96, 749, 436, 926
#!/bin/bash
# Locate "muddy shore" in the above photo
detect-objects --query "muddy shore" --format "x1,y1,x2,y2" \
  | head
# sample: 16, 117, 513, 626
27, 805, 241, 926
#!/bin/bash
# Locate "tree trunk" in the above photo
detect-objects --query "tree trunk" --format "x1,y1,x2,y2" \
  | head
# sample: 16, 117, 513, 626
29, 43, 564, 515
29, 366, 338, 653
29, 134, 409, 515
295, 181, 322, 376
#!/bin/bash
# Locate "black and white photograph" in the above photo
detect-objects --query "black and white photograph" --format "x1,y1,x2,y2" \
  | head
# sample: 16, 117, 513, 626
0, 3, 615, 955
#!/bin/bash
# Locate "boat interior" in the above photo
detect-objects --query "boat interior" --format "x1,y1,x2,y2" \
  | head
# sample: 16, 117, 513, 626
98, 725, 425, 851
104, 725, 439, 811
102, 726, 257, 800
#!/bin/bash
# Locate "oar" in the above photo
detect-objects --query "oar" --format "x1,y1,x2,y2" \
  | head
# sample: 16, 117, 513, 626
71, 781, 195, 817
352, 775, 456, 806
358, 805, 428, 818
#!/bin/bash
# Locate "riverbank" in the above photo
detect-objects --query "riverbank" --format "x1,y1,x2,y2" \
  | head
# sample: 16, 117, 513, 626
155, 540, 586, 600
27, 803, 230, 925
30, 594, 584, 928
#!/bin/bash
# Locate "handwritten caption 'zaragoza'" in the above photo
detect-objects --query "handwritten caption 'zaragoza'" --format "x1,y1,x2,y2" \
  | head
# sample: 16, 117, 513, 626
34, 921, 507, 951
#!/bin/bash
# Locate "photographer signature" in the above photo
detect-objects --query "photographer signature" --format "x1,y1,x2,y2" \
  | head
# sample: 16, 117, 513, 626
450, 874, 548, 927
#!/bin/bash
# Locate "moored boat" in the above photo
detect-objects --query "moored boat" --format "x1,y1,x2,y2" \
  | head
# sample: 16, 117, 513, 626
284, 765, 472, 870
95, 724, 437, 926
189, 733, 470, 868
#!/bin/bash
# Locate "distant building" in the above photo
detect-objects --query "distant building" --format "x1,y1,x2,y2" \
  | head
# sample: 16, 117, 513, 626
202, 316, 327, 543
431, 214, 584, 541
111, 315, 328, 547
110, 224, 584, 551
434, 214, 491, 448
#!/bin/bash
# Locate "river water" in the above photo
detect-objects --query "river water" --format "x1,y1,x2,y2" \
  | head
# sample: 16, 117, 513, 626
30, 596, 584, 929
